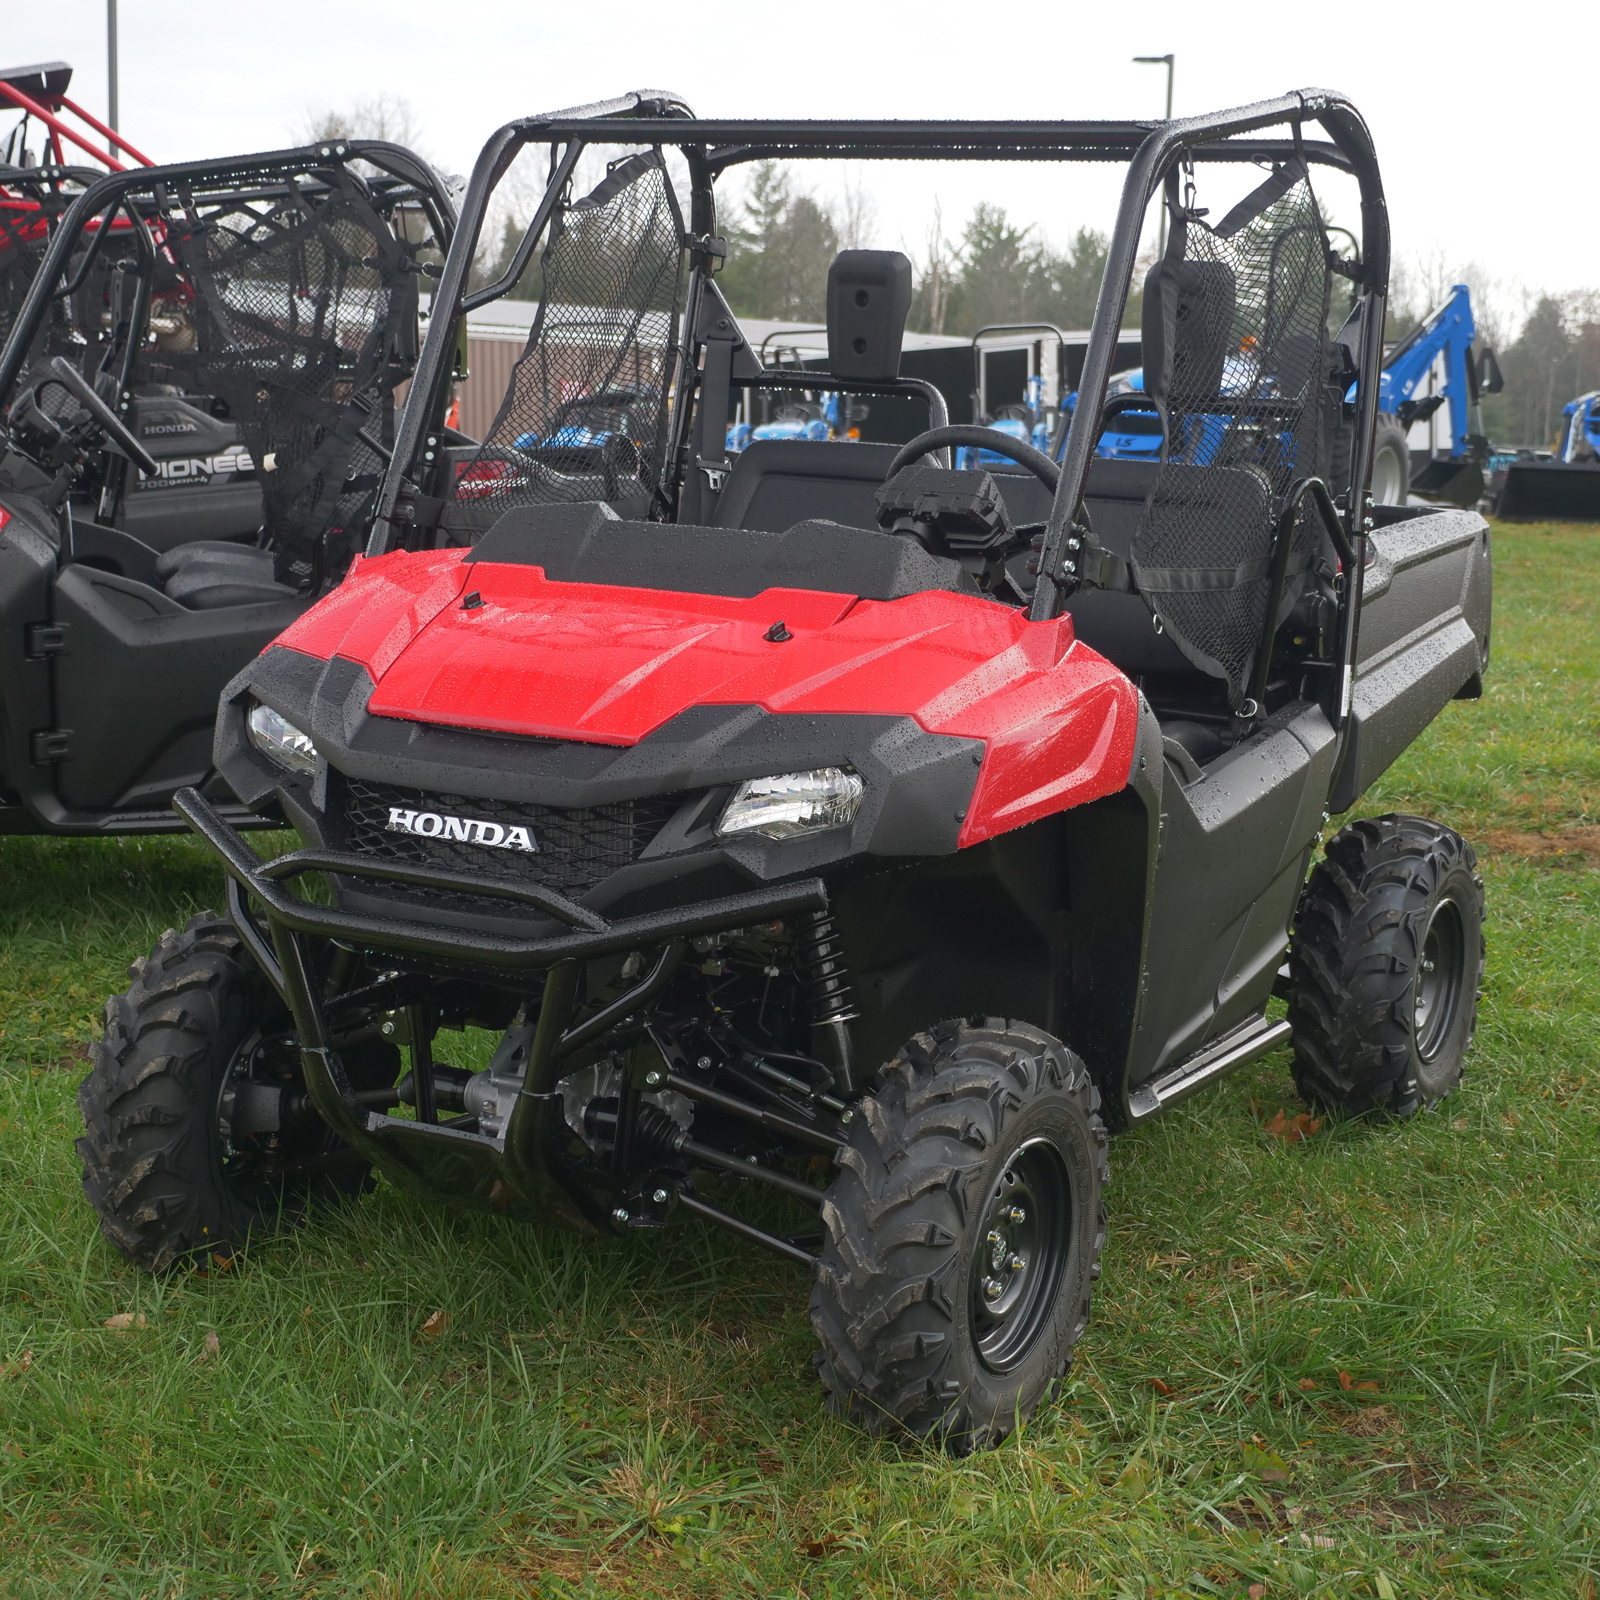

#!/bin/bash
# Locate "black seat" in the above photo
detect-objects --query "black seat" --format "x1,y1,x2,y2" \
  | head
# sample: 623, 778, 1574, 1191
1065, 459, 1196, 676
712, 441, 902, 533
154, 541, 298, 610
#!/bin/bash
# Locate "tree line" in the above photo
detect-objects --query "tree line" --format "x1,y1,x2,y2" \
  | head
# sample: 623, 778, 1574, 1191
715, 163, 1112, 338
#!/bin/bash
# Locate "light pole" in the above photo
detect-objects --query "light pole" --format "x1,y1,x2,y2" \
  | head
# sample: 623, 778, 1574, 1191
107, 0, 119, 131
1134, 53, 1174, 256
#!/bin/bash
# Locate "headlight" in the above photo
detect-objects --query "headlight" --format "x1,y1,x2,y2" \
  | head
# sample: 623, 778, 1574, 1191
246, 701, 317, 775
716, 767, 864, 841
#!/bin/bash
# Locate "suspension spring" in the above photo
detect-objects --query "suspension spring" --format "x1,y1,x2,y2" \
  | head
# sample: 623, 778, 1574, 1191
797, 908, 859, 1098
798, 908, 859, 1025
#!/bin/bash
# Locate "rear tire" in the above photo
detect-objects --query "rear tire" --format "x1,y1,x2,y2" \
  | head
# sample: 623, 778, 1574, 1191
77, 914, 394, 1271
810, 1019, 1108, 1453
1370, 415, 1411, 505
1288, 816, 1485, 1117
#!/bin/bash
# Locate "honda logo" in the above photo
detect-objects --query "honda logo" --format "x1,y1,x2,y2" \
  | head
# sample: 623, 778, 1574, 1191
386, 807, 537, 853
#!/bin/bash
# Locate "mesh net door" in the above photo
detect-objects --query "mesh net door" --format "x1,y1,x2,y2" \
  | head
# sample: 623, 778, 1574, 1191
161, 168, 418, 587
1129, 159, 1333, 704
447, 149, 684, 532
0, 200, 127, 387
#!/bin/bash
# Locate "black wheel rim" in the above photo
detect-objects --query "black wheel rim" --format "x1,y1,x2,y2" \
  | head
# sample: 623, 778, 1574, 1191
968, 1137, 1072, 1374
1414, 897, 1466, 1063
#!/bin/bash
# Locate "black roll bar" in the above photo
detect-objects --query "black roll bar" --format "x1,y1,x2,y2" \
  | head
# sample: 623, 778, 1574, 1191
0, 137, 459, 403
1026, 89, 1388, 627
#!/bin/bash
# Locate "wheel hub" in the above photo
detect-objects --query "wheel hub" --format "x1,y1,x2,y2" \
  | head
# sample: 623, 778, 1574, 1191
1413, 897, 1466, 1062
968, 1138, 1071, 1374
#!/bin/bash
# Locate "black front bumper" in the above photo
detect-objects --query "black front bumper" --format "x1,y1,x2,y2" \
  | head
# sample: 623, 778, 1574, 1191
175, 784, 828, 978
174, 785, 832, 1233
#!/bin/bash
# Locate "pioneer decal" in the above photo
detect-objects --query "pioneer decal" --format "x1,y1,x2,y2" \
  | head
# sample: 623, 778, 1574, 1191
386, 807, 538, 853
133, 445, 256, 488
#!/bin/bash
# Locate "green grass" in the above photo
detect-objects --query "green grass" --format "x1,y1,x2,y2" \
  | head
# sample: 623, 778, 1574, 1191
2, 524, 1597, 1599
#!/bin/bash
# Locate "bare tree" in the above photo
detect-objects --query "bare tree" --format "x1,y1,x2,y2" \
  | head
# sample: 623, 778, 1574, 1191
295, 94, 428, 156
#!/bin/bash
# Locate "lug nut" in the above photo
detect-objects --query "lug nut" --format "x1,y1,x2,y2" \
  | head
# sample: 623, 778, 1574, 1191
983, 1277, 1003, 1300
1008, 1253, 1026, 1273
1006, 1204, 1026, 1225
612, 1207, 629, 1224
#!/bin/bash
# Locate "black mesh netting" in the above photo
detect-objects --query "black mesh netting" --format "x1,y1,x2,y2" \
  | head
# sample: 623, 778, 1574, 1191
1129, 159, 1333, 704
161, 169, 418, 586
0, 195, 122, 380
0, 210, 50, 360
448, 149, 684, 530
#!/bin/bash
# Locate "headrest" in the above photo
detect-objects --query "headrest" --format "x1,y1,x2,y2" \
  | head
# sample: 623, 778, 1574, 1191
1140, 257, 1236, 404
827, 250, 913, 380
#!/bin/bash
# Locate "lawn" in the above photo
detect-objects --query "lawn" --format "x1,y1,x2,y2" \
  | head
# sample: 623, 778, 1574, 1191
1, 524, 1596, 1600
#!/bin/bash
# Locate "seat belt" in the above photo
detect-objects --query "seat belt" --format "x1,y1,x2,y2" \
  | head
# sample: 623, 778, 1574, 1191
680, 279, 760, 525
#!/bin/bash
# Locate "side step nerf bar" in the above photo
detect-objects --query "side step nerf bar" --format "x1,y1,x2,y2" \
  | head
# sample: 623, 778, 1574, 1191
1126, 1014, 1293, 1122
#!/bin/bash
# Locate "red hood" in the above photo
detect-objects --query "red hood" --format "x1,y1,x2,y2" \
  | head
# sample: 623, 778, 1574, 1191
273, 549, 1139, 846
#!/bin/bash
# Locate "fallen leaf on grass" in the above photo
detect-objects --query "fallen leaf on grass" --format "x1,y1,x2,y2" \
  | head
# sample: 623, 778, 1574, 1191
1, 1351, 31, 1380
1263, 1110, 1323, 1143
1452, 1117, 1469, 1130
1115, 1454, 1155, 1497
1148, 1376, 1174, 1396
210, 1252, 236, 1273
2, 1441, 23, 1459
800, 1535, 842, 1560
1296, 1377, 1318, 1391
1240, 1440, 1292, 1482
420, 1311, 449, 1337
1249, 1586, 1268, 1599
200, 1332, 221, 1361
1337, 1371, 1380, 1393
103, 1313, 148, 1332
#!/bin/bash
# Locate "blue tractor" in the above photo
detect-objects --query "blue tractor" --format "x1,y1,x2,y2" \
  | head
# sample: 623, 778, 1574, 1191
726, 389, 855, 452
1369, 284, 1503, 507
1558, 392, 1600, 463
1494, 390, 1600, 521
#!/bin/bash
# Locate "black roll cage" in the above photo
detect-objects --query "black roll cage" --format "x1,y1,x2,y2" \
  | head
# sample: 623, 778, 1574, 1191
369, 91, 1386, 689
0, 137, 459, 410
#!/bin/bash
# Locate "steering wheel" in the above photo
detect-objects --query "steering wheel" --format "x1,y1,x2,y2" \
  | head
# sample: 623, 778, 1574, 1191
888, 424, 1060, 493
41, 357, 159, 476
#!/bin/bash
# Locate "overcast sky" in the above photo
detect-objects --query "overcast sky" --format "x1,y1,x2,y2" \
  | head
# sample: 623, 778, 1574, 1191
6, 0, 1586, 325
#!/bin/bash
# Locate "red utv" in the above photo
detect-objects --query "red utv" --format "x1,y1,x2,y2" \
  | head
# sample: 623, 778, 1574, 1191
78, 91, 1490, 1451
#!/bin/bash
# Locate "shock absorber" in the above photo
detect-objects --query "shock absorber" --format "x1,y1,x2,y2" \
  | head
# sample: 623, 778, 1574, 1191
797, 907, 859, 1098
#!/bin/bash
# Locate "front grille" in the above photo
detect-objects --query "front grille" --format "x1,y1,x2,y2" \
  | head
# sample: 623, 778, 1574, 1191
337, 777, 685, 900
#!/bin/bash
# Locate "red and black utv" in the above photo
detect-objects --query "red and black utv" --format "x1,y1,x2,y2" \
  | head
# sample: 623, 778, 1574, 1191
0, 137, 454, 835
79, 91, 1490, 1451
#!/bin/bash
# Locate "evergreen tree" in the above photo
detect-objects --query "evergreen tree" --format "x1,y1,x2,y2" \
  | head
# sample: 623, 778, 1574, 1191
718, 164, 840, 322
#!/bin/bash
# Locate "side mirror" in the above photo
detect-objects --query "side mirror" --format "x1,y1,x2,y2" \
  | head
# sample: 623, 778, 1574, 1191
1478, 346, 1505, 395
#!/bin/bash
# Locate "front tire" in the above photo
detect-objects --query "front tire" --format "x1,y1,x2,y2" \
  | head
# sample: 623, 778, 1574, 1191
1288, 816, 1485, 1117
77, 914, 394, 1271
810, 1019, 1108, 1453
